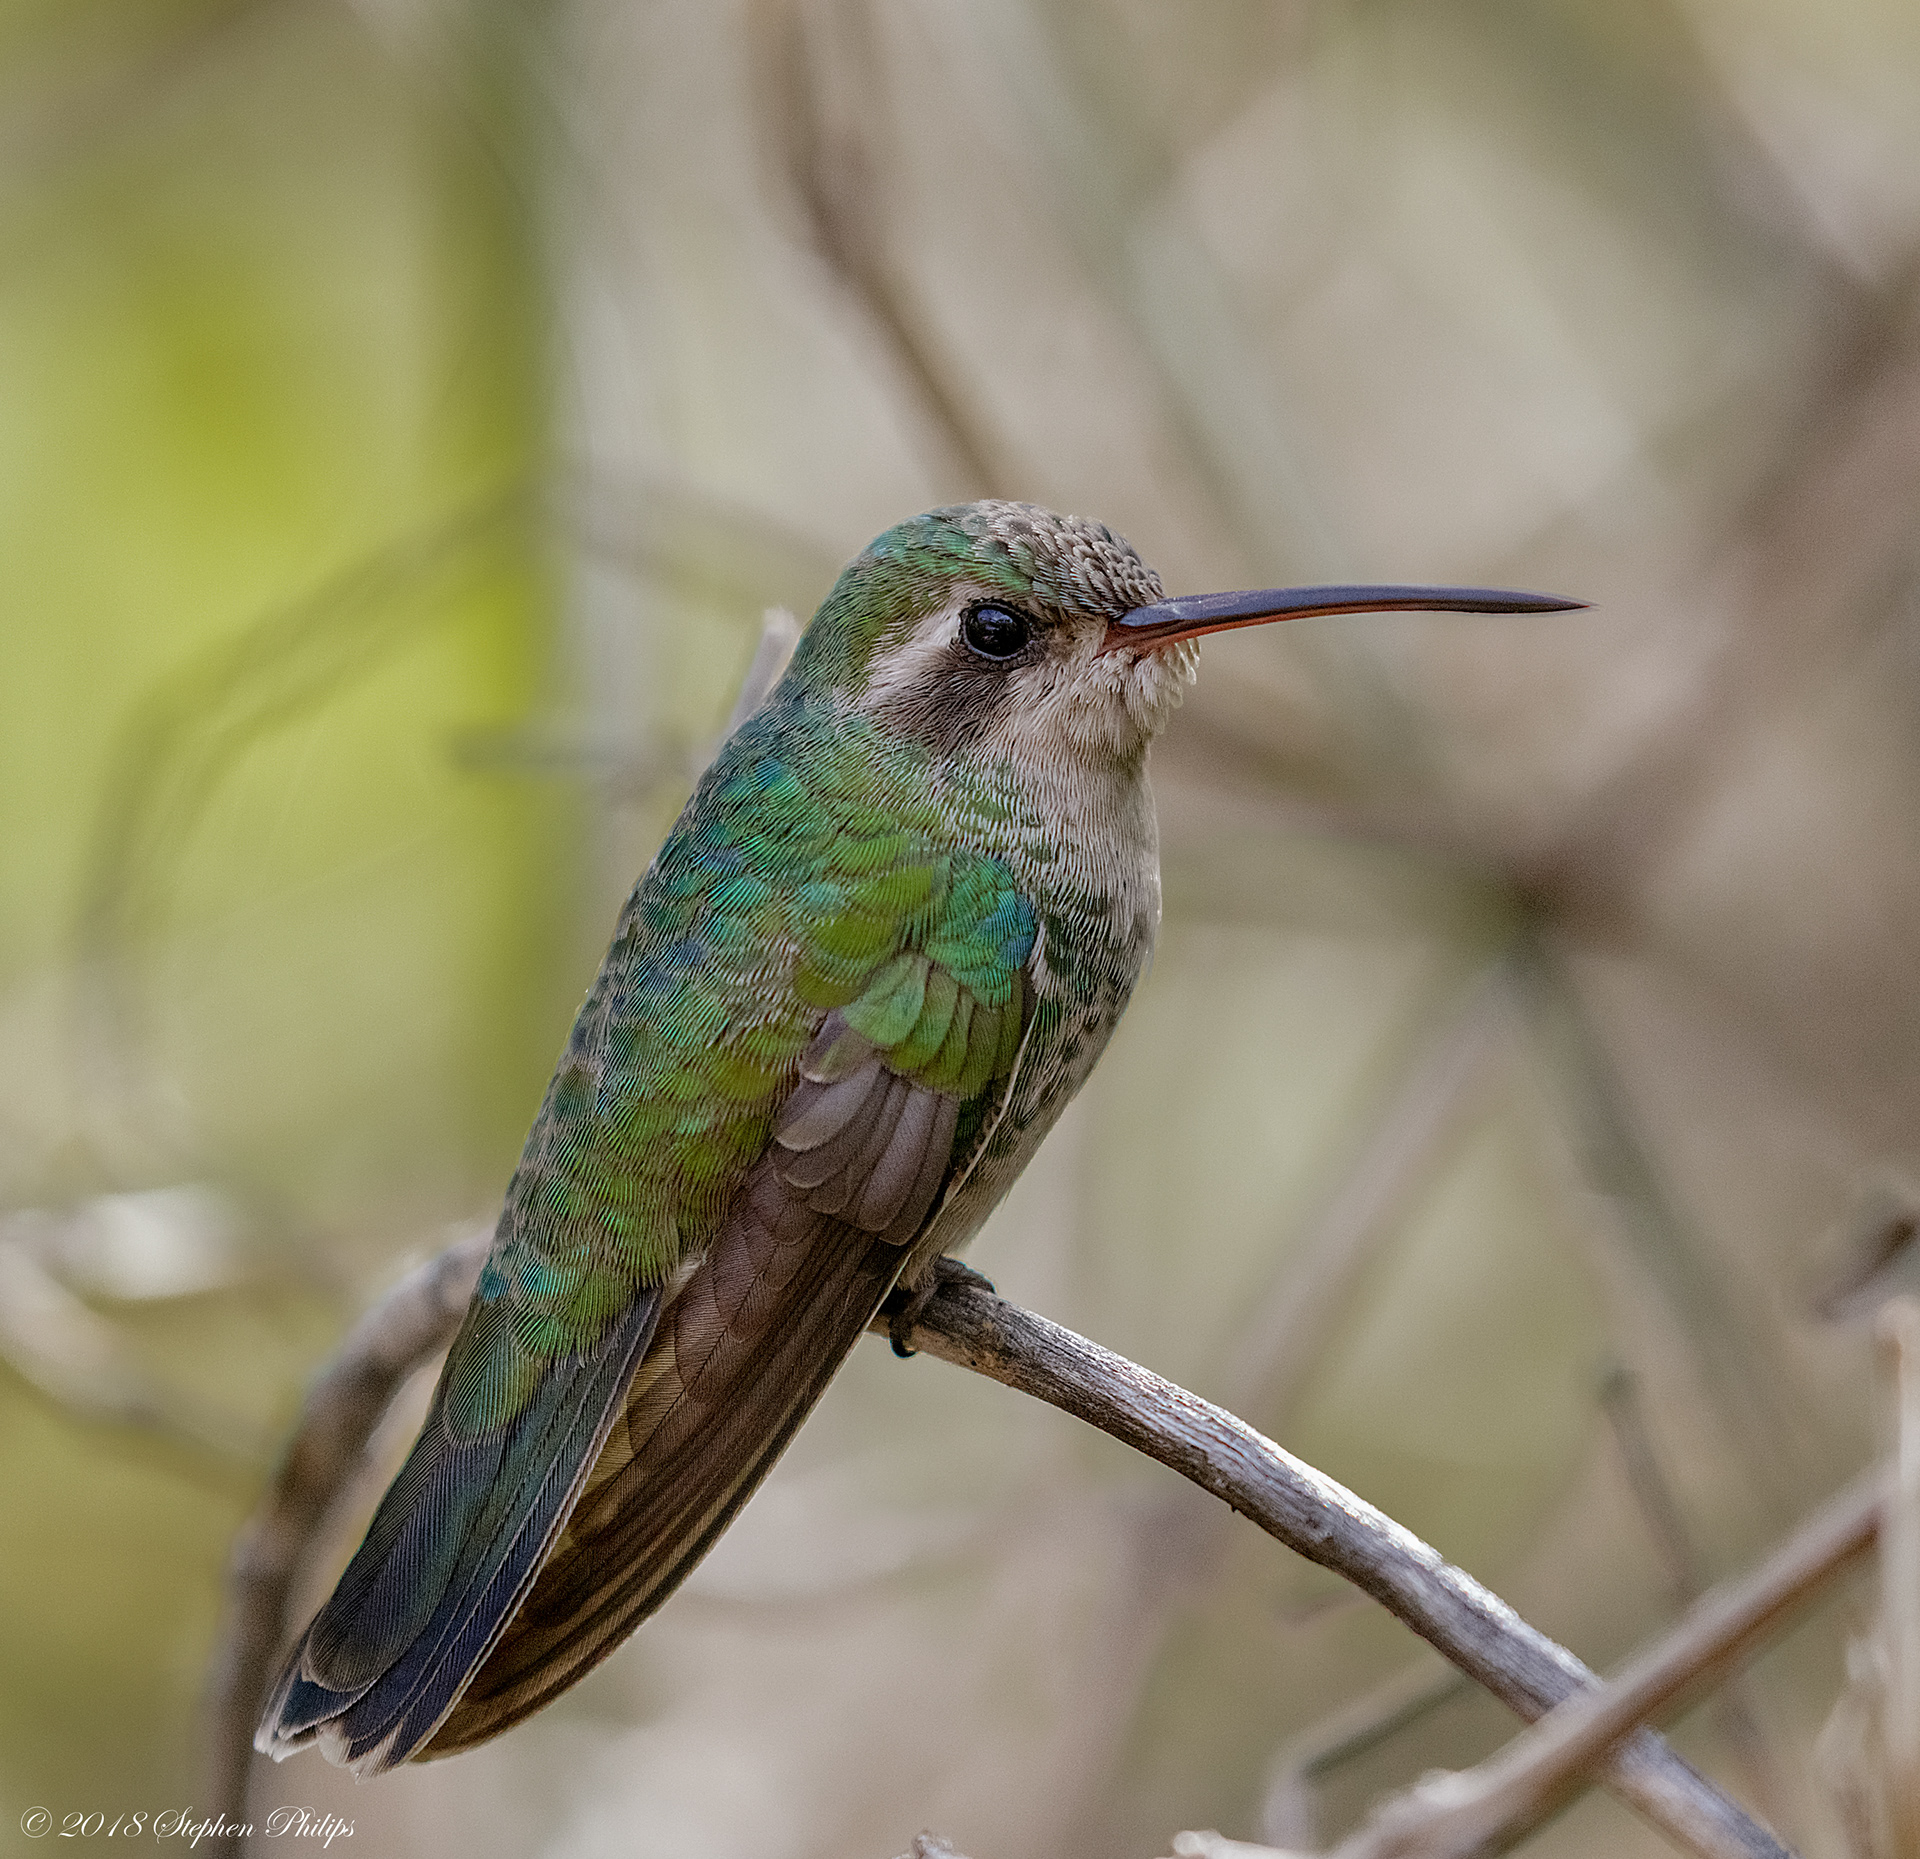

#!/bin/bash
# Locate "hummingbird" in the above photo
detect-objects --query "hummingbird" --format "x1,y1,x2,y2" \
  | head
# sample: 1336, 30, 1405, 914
257, 500, 1579, 1773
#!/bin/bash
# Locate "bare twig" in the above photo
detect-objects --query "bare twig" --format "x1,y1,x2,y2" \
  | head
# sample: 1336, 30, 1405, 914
1883, 1303, 1920, 1852
888, 1836, 973, 1859
1814, 1178, 1920, 1322
201, 1232, 488, 1849
1518, 940, 1811, 1519
1132, 962, 1511, 1849
1324, 1471, 1883, 1859
755, 0, 1005, 497
1818, 1300, 1920, 1857
0, 1227, 265, 1477
1599, 1368, 1789, 1828
724, 606, 802, 734
879, 1280, 1791, 1859
209, 1241, 1793, 1859
76, 487, 529, 1143
1174, 1833, 1300, 1859
1261, 1659, 1469, 1850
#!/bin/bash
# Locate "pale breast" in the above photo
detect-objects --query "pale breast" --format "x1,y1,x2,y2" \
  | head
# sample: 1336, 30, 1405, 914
904, 756, 1162, 1281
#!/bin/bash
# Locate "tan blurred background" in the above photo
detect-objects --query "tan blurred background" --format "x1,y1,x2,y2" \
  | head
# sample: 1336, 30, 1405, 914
5, 1, 1920, 1854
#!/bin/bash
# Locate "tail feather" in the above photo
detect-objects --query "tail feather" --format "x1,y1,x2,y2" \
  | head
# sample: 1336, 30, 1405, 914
263, 1010, 991, 1769
422, 1160, 904, 1755
256, 1287, 662, 1773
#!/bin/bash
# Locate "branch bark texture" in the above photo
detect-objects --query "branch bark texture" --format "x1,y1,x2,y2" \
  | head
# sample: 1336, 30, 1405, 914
1328, 1471, 1882, 1859
879, 1280, 1793, 1859
208, 1243, 1792, 1859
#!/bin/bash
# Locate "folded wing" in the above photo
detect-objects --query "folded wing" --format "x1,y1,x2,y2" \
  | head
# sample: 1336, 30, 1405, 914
424, 969, 1029, 1754
255, 772, 1037, 1770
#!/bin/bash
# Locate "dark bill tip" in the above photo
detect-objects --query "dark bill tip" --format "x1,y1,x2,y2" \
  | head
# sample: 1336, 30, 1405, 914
1102, 583, 1590, 652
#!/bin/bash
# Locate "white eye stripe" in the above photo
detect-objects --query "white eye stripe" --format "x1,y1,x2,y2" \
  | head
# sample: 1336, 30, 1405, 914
862, 602, 975, 706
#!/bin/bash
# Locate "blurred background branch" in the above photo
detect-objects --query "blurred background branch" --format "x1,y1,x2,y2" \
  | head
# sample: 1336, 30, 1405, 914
201, 1227, 489, 1857
1322, 1469, 1883, 1859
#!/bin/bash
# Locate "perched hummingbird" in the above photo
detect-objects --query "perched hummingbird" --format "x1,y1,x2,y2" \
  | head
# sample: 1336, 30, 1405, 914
257, 501, 1577, 1772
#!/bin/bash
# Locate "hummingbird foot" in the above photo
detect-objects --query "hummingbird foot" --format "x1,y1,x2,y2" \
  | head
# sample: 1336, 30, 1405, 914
883, 1257, 996, 1357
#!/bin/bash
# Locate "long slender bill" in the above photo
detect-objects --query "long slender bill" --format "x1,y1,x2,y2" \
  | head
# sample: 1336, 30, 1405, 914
1102, 583, 1588, 653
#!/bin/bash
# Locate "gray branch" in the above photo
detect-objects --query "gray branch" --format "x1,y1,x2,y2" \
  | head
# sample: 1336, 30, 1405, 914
205, 1243, 1793, 1859
877, 1279, 1795, 1859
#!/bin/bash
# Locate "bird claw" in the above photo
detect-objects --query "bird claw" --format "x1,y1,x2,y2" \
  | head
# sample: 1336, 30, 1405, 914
884, 1257, 996, 1357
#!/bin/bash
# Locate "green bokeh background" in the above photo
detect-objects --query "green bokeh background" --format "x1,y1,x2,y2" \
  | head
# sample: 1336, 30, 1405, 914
0, 0, 573, 1814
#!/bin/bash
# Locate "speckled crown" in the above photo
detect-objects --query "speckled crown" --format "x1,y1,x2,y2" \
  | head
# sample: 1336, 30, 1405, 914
791, 500, 1169, 689
943, 501, 1164, 618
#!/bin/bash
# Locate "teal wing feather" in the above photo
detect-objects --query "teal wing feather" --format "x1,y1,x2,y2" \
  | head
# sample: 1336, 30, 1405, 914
423, 839, 1036, 1752
258, 707, 1036, 1770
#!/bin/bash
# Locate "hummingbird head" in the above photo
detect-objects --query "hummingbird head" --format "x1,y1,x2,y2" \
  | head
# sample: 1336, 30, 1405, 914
784, 498, 1586, 770
789, 500, 1196, 769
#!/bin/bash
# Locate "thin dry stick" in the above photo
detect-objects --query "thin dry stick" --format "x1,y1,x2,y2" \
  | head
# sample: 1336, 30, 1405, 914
1880, 1300, 1920, 1851
1518, 943, 1811, 1521
760, 0, 1004, 498
201, 1233, 488, 1842
724, 607, 802, 733
1814, 1297, 1920, 1857
1261, 1658, 1469, 1850
1598, 1369, 1789, 1830
1142, 962, 1509, 1846
206, 1252, 1787, 1859
879, 1280, 1790, 1859
0, 1230, 265, 1477
1325, 1470, 1884, 1859
889, 1837, 973, 1859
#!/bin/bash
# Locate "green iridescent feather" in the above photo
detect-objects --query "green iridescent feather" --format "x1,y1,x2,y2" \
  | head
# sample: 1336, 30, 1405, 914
256, 498, 1177, 1776
450, 690, 1035, 1430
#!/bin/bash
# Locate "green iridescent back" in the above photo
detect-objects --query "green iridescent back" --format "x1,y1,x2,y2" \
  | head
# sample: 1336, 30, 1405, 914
260, 498, 1177, 1775
464, 681, 1038, 1430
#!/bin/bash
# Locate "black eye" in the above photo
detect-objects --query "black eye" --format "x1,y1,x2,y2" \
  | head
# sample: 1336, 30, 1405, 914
961, 603, 1032, 660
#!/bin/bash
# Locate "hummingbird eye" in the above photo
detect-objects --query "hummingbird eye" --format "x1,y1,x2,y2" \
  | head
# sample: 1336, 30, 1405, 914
961, 603, 1032, 660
